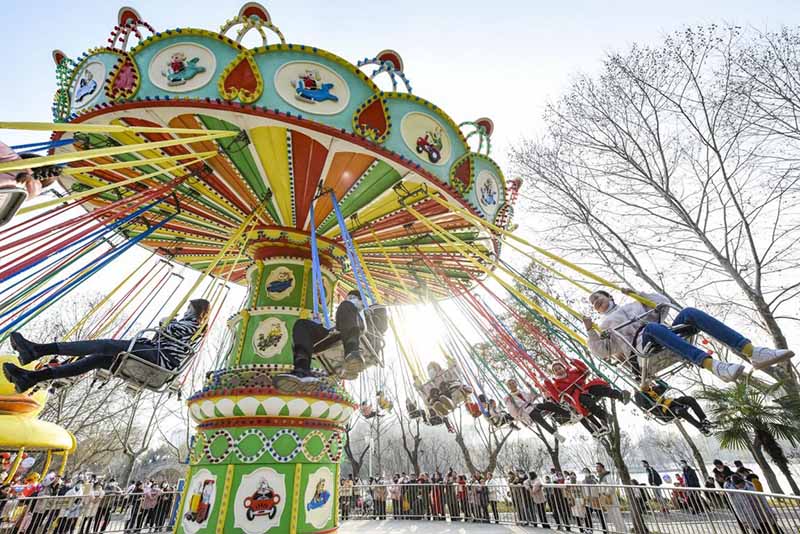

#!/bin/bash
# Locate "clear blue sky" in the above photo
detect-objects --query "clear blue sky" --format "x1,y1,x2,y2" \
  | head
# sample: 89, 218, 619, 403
1, 0, 796, 164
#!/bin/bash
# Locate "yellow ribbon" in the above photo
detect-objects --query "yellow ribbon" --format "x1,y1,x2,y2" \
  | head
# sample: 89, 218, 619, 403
428, 193, 658, 309
0, 121, 234, 136
18, 154, 214, 215
0, 131, 234, 173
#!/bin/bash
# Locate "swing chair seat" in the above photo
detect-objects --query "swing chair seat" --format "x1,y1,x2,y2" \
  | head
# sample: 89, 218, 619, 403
637, 323, 697, 386
610, 303, 697, 387
94, 329, 193, 394
314, 305, 388, 379
417, 366, 470, 415
0, 185, 27, 227
408, 408, 425, 419
427, 414, 445, 426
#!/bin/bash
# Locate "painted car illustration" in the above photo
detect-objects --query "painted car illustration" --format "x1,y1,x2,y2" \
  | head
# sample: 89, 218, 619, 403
266, 271, 293, 294
244, 482, 281, 520
184, 479, 215, 524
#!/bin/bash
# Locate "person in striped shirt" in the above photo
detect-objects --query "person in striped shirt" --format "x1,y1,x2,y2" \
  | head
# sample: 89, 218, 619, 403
2, 299, 210, 393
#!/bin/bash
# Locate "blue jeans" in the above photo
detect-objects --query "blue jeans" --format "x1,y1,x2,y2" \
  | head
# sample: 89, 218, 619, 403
640, 307, 750, 366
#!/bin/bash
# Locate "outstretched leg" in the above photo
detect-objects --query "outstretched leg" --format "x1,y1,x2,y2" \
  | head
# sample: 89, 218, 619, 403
673, 307, 794, 370
9, 333, 129, 365
672, 396, 709, 432
585, 384, 630, 404
336, 301, 365, 373
530, 402, 566, 439
275, 319, 331, 392
3, 339, 156, 393
291, 319, 332, 373
577, 392, 611, 423
641, 322, 745, 382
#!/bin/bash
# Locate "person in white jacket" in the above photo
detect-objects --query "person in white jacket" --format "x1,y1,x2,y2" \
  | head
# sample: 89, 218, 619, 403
503, 378, 567, 442
582, 289, 794, 383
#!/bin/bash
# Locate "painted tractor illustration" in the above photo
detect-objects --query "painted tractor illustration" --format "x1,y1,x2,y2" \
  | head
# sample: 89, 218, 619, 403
416, 128, 443, 163
256, 323, 283, 351
184, 479, 215, 524
244, 482, 281, 520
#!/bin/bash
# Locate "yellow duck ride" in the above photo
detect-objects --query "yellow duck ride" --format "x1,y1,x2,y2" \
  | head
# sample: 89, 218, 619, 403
0, 355, 75, 483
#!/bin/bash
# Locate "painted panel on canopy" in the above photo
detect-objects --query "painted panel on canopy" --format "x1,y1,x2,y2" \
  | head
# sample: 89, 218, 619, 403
132, 34, 238, 101
197, 115, 281, 224
67, 51, 124, 114
317, 161, 403, 235
290, 131, 328, 230
168, 114, 263, 218
312, 152, 375, 228
465, 156, 507, 224
251, 48, 376, 131
381, 96, 470, 184
249, 125, 292, 226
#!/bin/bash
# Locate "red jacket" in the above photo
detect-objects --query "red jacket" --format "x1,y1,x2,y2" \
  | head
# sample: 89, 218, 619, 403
544, 359, 608, 416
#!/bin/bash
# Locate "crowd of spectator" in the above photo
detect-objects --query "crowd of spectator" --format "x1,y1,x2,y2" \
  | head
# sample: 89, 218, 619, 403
0, 472, 178, 534
339, 458, 785, 533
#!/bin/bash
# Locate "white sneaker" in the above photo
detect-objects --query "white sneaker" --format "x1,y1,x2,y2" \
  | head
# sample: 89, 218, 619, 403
711, 360, 745, 382
751, 347, 795, 370
553, 430, 566, 443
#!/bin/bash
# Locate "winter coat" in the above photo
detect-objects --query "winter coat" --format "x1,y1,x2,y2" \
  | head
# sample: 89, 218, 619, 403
683, 466, 700, 488
587, 292, 670, 360
646, 466, 662, 486
503, 389, 535, 425
544, 358, 609, 416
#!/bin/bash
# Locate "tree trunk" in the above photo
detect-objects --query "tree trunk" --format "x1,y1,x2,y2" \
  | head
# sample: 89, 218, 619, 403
122, 452, 138, 486
453, 427, 479, 477
675, 421, 709, 479
602, 402, 648, 534
534, 428, 562, 473
747, 437, 783, 494
343, 425, 370, 480
757, 429, 800, 495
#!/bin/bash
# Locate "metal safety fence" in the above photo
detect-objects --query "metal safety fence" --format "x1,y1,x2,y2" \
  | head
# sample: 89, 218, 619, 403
0, 491, 181, 534
4, 482, 798, 533
341, 482, 800, 533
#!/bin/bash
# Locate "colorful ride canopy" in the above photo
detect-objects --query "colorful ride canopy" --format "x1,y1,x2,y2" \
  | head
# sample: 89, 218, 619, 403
48, 3, 517, 301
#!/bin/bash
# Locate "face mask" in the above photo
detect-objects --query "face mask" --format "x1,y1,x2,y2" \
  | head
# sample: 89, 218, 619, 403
348, 296, 364, 310
601, 299, 617, 315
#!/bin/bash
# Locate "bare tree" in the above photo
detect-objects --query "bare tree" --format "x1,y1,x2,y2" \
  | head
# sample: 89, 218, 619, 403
452, 411, 513, 477
511, 25, 800, 395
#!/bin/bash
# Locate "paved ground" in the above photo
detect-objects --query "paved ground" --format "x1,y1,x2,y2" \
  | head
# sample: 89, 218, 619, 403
339, 520, 551, 533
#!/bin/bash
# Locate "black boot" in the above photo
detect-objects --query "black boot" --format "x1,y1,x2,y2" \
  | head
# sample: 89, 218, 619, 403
342, 333, 364, 375
273, 353, 319, 393
9, 332, 39, 366
2, 362, 45, 393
